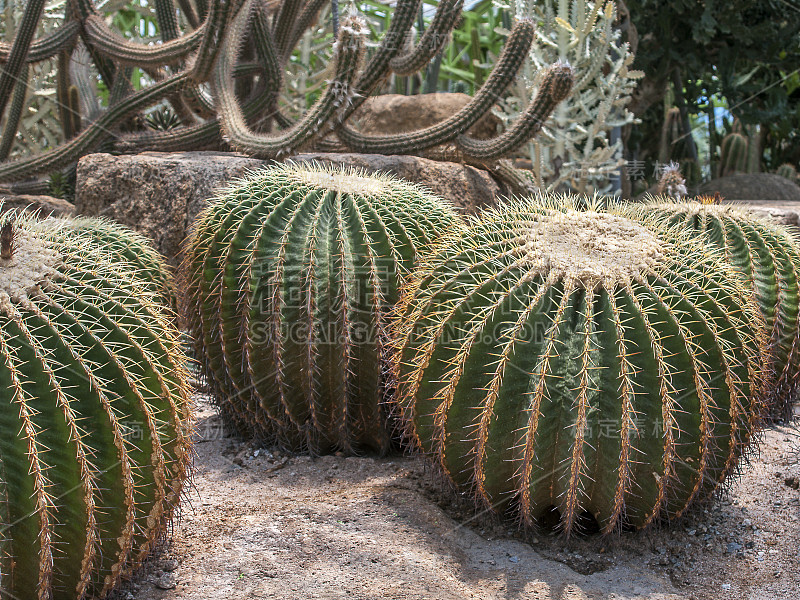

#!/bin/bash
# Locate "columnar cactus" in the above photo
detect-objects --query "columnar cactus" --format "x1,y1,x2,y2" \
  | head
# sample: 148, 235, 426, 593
184, 163, 461, 454
393, 195, 768, 535
718, 132, 749, 177
0, 207, 192, 599
642, 199, 800, 418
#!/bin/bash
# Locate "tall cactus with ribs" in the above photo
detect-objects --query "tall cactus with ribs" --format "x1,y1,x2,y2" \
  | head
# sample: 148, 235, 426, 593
0, 0, 573, 188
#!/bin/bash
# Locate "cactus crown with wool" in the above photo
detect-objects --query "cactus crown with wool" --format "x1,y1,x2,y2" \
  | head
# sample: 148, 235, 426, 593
641, 198, 800, 418
0, 207, 192, 600
184, 163, 462, 454
393, 195, 768, 535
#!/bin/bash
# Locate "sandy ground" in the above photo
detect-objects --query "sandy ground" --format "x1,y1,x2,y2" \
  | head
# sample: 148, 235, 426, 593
112, 396, 800, 600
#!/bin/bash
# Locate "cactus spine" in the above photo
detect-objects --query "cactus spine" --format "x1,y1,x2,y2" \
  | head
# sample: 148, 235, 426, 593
0, 207, 191, 599
185, 163, 462, 454
642, 199, 800, 418
394, 196, 768, 535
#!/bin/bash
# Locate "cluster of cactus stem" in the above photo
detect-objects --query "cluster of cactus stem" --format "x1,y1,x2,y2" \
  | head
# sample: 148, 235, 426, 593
0, 206, 192, 599
392, 194, 770, 535
641, 199, 800, 419
0, 0, 574, 187
184, 163, 461, 454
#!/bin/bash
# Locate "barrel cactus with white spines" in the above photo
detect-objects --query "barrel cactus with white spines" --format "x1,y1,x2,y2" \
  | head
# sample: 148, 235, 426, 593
0, 207, 192, 599
641, 199, 800, 418
184, 163, 462, 454
393, 195, 769, 536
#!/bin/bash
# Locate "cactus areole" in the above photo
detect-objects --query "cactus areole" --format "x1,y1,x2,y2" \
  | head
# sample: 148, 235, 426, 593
0, 209, 191, 599
185, 163, 461, 455
395, 198, 769, 536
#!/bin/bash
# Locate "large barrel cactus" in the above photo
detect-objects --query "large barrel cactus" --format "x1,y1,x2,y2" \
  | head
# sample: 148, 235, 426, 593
0, 208, 191, 599
393, 196, 769, 535
185, 163, 461, 454
642, 199, 800, 418
46, 216, 177, 312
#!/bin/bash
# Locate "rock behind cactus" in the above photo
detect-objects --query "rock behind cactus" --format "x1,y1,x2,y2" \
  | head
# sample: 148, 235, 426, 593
0, 208, 191, 599
184, 163, 462, 454
641, 199, 800, 418
393, 195, 769, 535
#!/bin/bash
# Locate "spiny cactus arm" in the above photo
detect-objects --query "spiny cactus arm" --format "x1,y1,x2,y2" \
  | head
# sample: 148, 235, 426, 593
272, 0, 304, 60
113, 73, 272, 153
213, 14, 366, 158
285, 0, 329, 58
83, 13, 205, 66
252, 0, 283, 89
0, 63, 28, 161
0, 0, 45, 121
0, 71, 188, 182
176, 0, 201, 28
155, 0, 181, 40
342, 0, 423, 117
336, 19, 535, 155
456, 61, 574, 160
190, 0, 237, 83
0, 21, 80, 65
389, 0, 464, 76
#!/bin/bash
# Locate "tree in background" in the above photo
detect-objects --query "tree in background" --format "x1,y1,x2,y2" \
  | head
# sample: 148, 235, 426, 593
623, 0, 800, 191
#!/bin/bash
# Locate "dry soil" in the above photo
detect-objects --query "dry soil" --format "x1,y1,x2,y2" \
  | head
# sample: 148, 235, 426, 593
113, 396, 800, 600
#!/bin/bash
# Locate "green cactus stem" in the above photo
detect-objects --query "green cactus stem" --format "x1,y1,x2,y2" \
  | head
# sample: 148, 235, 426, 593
213, 11, 366, 158
0, 70, 188, 182
0, 208, 191, 599
0, 21, 80, 65
336, 19, 536, 155
394, 195, 768, 536
455, 61, 574, 160
0, 63, 28, 161
0, 0, 46, 121
82, 13, 205, 67
184, 162, 462, 453
641, 199, 800, 419
389, 0, 464, 76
